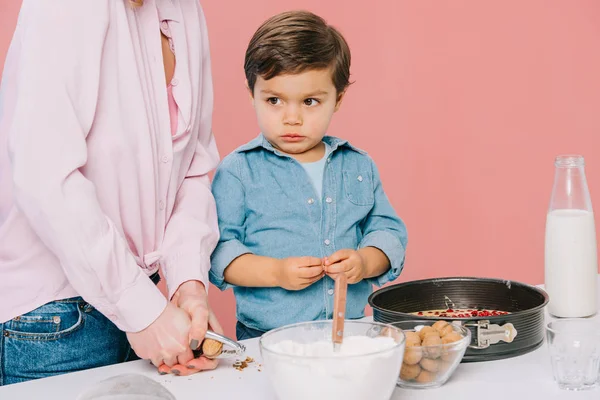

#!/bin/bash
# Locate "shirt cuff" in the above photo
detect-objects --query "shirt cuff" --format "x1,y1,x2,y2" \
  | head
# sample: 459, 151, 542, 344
104, 272, 168, 333
162, 251, 211, 300
209, 239, 252, 290
359, 230, 406, 287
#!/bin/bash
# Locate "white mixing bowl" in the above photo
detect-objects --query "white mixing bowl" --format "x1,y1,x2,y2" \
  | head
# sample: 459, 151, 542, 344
259, 320, 405, 400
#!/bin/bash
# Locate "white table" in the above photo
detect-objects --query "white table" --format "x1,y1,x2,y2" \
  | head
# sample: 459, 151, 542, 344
2, 277, 599, 400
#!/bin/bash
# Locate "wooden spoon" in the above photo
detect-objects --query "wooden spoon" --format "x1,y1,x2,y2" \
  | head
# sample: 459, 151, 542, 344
332, 273, 348, 352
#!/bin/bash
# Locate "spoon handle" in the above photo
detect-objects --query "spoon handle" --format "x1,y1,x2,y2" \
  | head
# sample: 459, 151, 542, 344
332, 273, 348, 347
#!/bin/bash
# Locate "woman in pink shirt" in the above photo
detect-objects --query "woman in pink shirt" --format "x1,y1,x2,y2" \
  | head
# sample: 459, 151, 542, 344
0, 0, 221, 384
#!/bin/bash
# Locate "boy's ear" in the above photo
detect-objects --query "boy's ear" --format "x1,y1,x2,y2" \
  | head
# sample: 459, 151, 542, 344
334, 90, 347, 112
245, 79, 255, 107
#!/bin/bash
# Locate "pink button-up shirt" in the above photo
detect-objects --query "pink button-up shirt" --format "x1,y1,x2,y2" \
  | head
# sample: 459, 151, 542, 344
0, 0, 220, 333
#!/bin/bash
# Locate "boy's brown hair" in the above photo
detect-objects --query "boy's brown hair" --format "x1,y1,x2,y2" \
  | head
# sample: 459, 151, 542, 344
244, 10, 352, 96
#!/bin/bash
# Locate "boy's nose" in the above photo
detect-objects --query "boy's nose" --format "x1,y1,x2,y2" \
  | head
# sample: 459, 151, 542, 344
283, 106, 302, 125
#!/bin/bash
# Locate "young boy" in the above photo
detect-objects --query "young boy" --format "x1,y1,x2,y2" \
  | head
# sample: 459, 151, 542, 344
209, 10, 408, 340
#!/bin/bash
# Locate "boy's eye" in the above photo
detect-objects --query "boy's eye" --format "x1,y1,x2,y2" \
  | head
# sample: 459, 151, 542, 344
304, 98, 320, 106
267, 97, 280, 105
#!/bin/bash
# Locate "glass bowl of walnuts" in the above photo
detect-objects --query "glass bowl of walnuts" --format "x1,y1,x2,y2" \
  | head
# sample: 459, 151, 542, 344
391, 320, 471, 389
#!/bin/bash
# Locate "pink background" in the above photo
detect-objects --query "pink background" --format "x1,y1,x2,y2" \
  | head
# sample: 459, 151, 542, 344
2, 0, 600, 337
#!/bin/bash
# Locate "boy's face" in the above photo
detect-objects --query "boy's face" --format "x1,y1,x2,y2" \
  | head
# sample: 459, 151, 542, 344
250, 68, 344, 162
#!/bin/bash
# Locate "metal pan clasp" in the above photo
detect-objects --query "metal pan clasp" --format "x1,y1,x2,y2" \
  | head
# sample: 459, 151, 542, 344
455, 320, 518, 349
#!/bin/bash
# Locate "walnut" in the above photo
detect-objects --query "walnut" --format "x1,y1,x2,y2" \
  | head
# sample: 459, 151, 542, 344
421, 334, 443, 359
418, 326, 437, 341
442, 331, 463, 344
403, 344, 423, 365
400, 363, 421, 380
415, 370, 437, 383
432, 320, 449, 333
439, 324, 454, 337
419, 358, 440, 373
201, 338, 223, 359
404, 331, 421, 346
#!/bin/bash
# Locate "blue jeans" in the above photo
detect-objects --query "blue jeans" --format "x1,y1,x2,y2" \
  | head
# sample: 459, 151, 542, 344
235, 321, 267, 340
0, 297, 137, 386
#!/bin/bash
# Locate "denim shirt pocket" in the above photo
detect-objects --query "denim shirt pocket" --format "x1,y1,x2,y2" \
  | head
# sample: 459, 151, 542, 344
343, 170, 374, 206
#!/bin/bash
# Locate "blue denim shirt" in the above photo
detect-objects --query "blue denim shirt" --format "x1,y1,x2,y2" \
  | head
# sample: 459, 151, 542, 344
209, 134, 408, 332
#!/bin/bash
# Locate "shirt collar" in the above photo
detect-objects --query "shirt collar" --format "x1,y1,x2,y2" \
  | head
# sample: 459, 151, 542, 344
235, 133, 366, 156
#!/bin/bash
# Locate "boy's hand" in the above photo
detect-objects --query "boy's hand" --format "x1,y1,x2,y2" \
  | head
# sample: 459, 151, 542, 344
323, 249, 368, 284
278, 256, 324, 290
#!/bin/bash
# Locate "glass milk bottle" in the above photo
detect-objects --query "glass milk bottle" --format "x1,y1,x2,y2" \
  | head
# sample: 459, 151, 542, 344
545, 155, 598, 317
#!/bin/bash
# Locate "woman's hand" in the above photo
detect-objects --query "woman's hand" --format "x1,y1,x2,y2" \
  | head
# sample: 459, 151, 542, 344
126, 302, 193, 368
157, 280, 223, 376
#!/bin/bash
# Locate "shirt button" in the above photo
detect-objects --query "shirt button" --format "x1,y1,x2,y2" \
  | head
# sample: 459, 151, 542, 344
325, 197, 332, 203
357, 175, 363, 182
171, 78, 179, 87
328, 289, 334, 295
161, 21, 169, 31
324, 239, 331, 246
327, 158, 331, 163
159, 200, 165, 210
307, 198, 315, 205
162, 155, 169, 163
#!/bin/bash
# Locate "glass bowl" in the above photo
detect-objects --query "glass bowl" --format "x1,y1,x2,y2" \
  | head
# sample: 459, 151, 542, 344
259, 320, 405, 400
391, 320, 471, 389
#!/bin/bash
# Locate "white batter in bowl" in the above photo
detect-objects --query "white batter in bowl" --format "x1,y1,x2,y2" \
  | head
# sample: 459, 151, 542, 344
259, 320, 405, 400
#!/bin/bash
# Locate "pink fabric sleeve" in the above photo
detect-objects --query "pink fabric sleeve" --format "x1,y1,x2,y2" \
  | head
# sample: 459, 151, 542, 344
7, 1, 167, 333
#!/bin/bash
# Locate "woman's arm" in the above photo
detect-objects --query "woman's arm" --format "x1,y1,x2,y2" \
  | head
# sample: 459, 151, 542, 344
4, 0, 166, 333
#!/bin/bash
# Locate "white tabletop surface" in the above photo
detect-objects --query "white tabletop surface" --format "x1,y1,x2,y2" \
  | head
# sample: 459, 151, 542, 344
2, 277, 599, 399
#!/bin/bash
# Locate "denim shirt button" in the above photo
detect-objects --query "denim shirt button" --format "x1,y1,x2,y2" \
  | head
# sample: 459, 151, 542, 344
357, 175, 363, 182
307, 198, 315, 205
324, 239, 331, 245
325, 197, 332, 203
327, 289, 334, 295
